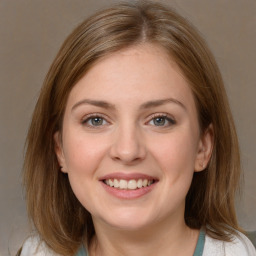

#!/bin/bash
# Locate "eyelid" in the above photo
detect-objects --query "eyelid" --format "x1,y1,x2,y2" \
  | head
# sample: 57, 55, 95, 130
81, 113, 111, 127
146, 113, 176, 126
80, 112, 176, 128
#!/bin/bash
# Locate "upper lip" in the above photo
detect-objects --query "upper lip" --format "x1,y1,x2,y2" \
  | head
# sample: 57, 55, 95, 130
99, 172, 158, 181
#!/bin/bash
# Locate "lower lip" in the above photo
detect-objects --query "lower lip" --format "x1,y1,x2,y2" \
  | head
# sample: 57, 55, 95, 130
101, 181, 157, 199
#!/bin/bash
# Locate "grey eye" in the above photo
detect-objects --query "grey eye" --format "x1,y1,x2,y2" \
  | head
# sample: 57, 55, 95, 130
148, 115, 176, 127
153, 117, 167, 126
82, 116, 107, 127
90, 117, 104, 126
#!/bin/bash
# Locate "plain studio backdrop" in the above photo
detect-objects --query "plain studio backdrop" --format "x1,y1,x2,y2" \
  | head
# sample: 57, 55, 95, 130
0, 0, 255, 255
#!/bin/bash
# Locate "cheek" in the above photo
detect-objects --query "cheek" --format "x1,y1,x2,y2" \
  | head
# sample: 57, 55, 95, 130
148, 129, 199, 179
63, 131, 108, 175
62, 133, 109, 211
148, 131, 198, 212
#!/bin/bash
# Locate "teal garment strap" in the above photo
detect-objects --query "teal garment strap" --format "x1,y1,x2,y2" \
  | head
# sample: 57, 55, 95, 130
76, 245, 88, 256
193, 229, 205, 256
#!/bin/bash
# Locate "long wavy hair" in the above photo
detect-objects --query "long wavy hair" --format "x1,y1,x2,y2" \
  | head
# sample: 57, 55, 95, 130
23, 1, 241, 255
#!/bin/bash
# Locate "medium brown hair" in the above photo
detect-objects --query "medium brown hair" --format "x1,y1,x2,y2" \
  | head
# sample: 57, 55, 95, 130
23, 1, 241, 254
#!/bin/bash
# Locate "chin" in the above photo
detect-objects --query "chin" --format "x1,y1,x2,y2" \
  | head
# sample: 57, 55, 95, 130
108, 219, 150, 231
96, 208, 154, 231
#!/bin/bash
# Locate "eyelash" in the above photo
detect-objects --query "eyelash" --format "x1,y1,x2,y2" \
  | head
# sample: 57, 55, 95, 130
81, 113, 176, 128
81, 113, 109, 128
147, 113, 176, 127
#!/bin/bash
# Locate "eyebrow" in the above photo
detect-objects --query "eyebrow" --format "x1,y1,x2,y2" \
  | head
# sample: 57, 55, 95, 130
140, 98, 187, 111
71, 98, 186, 111
72, 99, 116, 111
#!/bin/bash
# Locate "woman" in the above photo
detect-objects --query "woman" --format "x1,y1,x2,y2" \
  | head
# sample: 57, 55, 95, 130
19, 1, 256, 255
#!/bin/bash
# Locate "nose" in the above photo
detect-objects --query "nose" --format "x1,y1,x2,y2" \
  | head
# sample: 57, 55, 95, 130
109, 123, 146, 165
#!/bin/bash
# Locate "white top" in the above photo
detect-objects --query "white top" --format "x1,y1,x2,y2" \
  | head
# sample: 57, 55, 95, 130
202, 231, 256, 256
21, 230, 256, 256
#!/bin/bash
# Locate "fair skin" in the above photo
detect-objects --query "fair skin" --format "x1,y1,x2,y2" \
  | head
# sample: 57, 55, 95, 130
55, 43, 213, 256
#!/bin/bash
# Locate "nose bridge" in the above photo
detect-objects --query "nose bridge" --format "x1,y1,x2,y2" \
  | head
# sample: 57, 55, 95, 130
110, 119, 146, 164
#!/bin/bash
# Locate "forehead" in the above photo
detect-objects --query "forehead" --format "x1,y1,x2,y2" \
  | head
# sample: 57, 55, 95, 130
66, 43, 196, 113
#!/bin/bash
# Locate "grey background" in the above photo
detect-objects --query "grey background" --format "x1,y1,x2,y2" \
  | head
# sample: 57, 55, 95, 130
0, 0, 255, 255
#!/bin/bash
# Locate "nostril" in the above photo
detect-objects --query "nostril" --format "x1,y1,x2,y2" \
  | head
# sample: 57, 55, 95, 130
110, 147, 146, 164
109, 128, 147, 164
112, 155, 144, 165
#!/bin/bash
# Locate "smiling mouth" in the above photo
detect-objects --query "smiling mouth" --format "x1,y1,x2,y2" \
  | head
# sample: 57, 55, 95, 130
103, 179, 155, 190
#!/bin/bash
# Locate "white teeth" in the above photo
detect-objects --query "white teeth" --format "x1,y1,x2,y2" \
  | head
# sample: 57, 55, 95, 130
114, 179, 119, 188
137, 179, 142, 188
119, 179, 128, 189
142, 179, 148, 187
128, 180, 137, 190
109, 179, 114, 187
104, 178, 154, 190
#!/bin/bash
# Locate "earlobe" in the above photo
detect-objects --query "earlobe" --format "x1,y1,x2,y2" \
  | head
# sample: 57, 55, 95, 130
54, 132, 67, 173
194, 124, 214, 172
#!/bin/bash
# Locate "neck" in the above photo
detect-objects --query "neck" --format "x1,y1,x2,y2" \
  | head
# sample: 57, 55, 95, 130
89, 217, 199, 256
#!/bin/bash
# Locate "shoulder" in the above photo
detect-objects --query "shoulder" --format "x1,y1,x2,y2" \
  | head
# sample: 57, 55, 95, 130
20, 236, 59, 256
203, 230, 256, 256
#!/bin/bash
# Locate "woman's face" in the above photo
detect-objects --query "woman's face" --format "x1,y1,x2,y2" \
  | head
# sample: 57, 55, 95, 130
55, 43, 212, 231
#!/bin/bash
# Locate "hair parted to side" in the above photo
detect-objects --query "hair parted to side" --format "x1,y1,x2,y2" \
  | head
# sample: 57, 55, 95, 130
23, 1, 242, 255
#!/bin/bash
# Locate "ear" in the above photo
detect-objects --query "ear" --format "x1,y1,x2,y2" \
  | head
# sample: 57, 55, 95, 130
194, 124, 214, 172
54, 131, 68, 173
